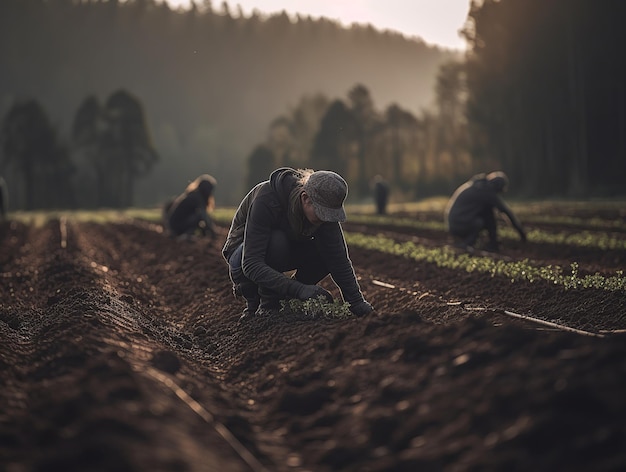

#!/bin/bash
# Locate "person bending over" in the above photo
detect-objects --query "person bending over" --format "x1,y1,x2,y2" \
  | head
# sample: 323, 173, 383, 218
223, 167, 374, 321
445, 171, 526, 252
164, 174, 218, 240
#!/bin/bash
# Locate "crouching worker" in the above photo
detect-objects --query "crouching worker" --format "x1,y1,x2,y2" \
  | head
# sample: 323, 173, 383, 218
445, 171, 526, 253
164, 174, 218, 240
222, 167, 374, 321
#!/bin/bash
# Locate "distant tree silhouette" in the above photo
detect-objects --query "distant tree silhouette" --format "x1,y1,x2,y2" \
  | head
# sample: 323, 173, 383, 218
1, 99, 74, 210
463, 0, 626, 197
348, 84, 380, 197
433, 60, 472, 178
246, 145, 275, 190
384, 104, 419, 190
244, 116, 298, 189
72, 95, 102, 208
0, 0, 453, 205
310, 100, 357, 178
245, 93, 331, 189
104, 90, 158, 207
266, 116, 297, 166
72, 89, 158, 208
288, 93, 331, 165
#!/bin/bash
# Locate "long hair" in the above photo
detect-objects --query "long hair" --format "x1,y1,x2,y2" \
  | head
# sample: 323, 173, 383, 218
185, 174, 217, 212
288, 168, 316, 237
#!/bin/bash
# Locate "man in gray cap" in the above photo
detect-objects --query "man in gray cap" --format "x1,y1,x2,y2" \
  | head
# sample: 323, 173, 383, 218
444, 171, 526, 252
223, 167, 374, 321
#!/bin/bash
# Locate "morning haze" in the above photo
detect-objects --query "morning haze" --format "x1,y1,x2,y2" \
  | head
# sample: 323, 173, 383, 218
0, 0, 457, 208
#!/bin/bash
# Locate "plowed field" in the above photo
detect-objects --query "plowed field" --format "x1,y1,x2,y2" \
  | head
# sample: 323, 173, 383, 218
1, 203, 625, 472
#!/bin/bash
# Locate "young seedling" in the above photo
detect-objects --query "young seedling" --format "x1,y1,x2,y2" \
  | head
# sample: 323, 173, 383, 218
280, 296, 354, 320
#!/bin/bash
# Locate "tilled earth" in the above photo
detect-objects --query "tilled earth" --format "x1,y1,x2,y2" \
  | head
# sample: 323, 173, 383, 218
1, 211, 625, 472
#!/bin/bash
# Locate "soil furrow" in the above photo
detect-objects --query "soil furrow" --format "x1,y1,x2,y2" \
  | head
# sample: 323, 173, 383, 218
1, 214, 625, 472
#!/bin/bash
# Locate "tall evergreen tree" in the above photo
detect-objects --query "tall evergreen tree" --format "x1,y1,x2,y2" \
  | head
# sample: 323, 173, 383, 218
1, 99, 74, 210
463, 0, 626, 197
71, 90, 158, 208
310, 100, 358, 179
246, 145, 275, 191
347, 84, 379, 197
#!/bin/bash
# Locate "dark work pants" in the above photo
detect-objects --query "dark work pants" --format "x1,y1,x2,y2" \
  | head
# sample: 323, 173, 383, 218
450, 208, 497, 247
169, 212, 208, 237
228, 230, 329, 310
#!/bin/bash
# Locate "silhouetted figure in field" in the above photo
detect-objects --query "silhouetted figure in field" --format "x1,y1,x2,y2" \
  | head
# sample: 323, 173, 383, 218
222, 167, 374, 321
163, 174, 217, 240
444, 171, 526, 253
372, 175, 389, 215
0, 176, 7, 221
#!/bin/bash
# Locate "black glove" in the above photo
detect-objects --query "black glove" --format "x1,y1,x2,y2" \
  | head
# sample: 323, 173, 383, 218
350, 300, 374, 317
297, 284, 333, 302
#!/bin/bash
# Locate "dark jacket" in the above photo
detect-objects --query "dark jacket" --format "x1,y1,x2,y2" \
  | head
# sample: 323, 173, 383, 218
445, 174, 524, 236
168, 178, 216, 237
222, 167, 366, 305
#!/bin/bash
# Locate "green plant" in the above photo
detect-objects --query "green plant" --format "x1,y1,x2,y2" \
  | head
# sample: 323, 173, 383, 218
280, 296, 354, 320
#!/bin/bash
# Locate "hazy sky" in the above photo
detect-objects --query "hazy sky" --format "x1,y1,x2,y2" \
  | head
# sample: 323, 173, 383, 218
165, 0, 470, 50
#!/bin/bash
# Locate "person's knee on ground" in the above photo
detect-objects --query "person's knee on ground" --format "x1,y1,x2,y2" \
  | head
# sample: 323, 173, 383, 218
231, 271, 260, 320
459, 217, 485, 248
256, 230, 294, 312
257, 285, 281, 312
228, 244, 260, 319
236, 278, 260, 318
483, 240, 500, 252
451, 228, 479, 249
482, 210, 499, 249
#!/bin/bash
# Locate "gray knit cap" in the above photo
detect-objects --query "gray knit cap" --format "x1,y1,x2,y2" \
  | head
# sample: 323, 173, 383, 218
303, 170, 348, 222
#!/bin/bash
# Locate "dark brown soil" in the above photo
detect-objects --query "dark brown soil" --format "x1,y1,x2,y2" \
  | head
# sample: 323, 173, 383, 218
1, 210, 625, 472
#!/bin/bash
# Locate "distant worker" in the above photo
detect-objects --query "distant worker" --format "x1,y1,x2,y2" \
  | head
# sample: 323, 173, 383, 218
222, 167, 374, 321
444, 171, 526, 252
372, 175, 390, 215
0, 176, 7, 221
163, 174, 218, 240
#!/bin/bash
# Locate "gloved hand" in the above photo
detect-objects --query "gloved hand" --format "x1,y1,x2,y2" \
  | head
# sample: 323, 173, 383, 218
350, 300, 374, 317
297, 284, 333, 302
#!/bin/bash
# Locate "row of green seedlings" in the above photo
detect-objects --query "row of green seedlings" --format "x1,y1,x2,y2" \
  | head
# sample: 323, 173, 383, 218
347, 214, 626, 251
345, 232, 626, 291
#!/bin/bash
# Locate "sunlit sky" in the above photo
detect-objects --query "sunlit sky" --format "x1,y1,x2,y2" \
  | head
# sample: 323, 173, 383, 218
164, 0, 470, 50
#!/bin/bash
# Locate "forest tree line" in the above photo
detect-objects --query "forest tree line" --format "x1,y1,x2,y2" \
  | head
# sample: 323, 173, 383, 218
1, 0, 625, 211
0, 0, 454, 209
462, 0, 626, 197
248, 0, 626, 201
1, 89, 157, 210
245, 80, 471, 201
